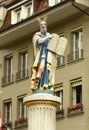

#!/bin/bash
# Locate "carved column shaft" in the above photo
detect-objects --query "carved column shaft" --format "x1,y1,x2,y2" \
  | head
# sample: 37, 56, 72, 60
24, 93, 61, 130
28, 105, 55, 130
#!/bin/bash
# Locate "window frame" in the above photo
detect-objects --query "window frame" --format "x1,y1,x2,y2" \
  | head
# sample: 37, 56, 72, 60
11, 1, 33, 24
57, 56, 64, 66
19, 50, 28, 78
4, 54, 13, 83
3, 100, 12, 122
72, 85, 82, 105
55, 89, 63, 109
49, 0, 64, 6
17, 96, 27, 118
11, 7, 21, 24
25, 2, 33, 17
55, 83, 63, 109
16, 9, 21, 22
71, 27, 83, 60
70, 78, 82, 106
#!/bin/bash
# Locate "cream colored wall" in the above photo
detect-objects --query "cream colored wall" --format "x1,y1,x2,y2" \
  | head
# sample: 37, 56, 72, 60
0, 37, 34, 128
48, 13, 89, 130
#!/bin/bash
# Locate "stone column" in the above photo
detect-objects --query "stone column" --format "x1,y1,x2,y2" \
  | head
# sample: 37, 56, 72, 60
23, 91, 61, 130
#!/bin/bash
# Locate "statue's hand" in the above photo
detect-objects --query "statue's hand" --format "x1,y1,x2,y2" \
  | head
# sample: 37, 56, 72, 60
47, 34, 52, 39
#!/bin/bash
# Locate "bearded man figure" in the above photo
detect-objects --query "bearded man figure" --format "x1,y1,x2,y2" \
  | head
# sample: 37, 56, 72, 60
30, 18, 57, 91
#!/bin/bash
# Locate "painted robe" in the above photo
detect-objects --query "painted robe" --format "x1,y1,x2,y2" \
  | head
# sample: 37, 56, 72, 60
31, 32, 57, 90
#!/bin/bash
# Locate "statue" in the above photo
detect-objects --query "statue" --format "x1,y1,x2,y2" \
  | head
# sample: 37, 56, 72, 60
30, 17, 67, 92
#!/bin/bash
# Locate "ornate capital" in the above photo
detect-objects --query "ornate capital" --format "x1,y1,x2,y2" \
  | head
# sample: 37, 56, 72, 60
25, 100, 59, 107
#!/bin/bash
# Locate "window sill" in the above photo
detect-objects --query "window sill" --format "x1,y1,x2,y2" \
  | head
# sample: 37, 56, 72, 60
56, 109, 65, 119
67, 110, 84, 118
16, 76, 29, 82
67, 57, 84, 65
14, 122, 28, 129
56, 64, 65, 69
56, 114, 65, 119
2, 121, 12, 129
1, 81, 14, 87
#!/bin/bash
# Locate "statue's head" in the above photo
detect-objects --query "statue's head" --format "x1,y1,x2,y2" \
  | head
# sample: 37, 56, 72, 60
40, 20, 47, 34
37, 16, 48, 34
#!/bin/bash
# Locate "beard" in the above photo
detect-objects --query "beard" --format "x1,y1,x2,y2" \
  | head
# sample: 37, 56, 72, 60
40, 27, 47, 35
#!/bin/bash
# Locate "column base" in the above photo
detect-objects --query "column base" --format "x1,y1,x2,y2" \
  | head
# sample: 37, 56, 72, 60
24, 90, 61, 130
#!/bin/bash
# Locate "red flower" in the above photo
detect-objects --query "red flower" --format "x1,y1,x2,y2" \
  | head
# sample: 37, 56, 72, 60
68, 106, 73, 110
2, 122, 7, 127
56, 108, 59, 113
68, 103, 82, 111
16, 117, 26, 123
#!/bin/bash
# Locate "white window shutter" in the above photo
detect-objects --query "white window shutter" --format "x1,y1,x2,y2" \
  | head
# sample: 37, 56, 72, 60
49, 0, 55, 6
21, 5, 27, 19
21, 54, 23, 72
5, 105, 7, 122
79, 31, 82, 49
30, 4, 33, 16
25, 53, 28, 70
73, 33, 76, 59
10, 103, 12, 121
60, 91, 63, 109
20, 100, 22, 117
11, 11, 17, 24
24, 106, 27, 118
73, 87, 76, 105
79, 31, 82, 57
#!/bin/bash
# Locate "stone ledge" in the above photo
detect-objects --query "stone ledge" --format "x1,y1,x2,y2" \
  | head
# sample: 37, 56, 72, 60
23, 91, 61, 107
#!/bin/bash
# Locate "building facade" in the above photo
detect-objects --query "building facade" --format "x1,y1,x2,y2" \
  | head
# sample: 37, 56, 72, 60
0, 0, 89, 130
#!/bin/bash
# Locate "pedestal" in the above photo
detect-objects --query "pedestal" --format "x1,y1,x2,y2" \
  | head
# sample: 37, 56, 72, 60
23, 90, 61, 130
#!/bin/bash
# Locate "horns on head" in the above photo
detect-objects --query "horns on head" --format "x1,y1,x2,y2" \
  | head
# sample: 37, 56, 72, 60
43, 16, 47, 22
37, 16, 48, 23
37, 17, 41, 22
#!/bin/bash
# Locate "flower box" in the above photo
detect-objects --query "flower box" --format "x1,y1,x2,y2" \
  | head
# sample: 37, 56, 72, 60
15, 117, 27, 123
2, 121, 12, 128
2, 122, 7, 128
56, 107, 64, 117
67, 103, 83, 114
15, 117, 27, 127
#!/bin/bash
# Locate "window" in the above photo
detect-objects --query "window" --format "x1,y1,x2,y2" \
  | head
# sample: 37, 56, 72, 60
16, 9, 21, 22
26, 4, 32, 17
55, 0, 61, 4
11, 2, 33, 24
68, 27, 83, 62
17, 97, 26, 118
73, 30, 83, 59
57, 56, 64, 66
49, 0, 63, 6
68, 79, 83, 115
55, 85, 64, 117
16, 50, 28, 80
20, 51, 28, 77
72, 85, 82, 105
20, 52, 28, 71
55, 90, 63, 109
55, 0, 59, 4
55, 83, 63, 109
11, 8, 21, 24
5, 57, 13, 80
4, 101, 12, 122
2, 55, 13, 84
27, 6, 31, 17
22, 2, 33, 18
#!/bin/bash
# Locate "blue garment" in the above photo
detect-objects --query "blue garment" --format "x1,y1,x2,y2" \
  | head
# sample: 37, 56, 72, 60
36, 34, 50, 88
